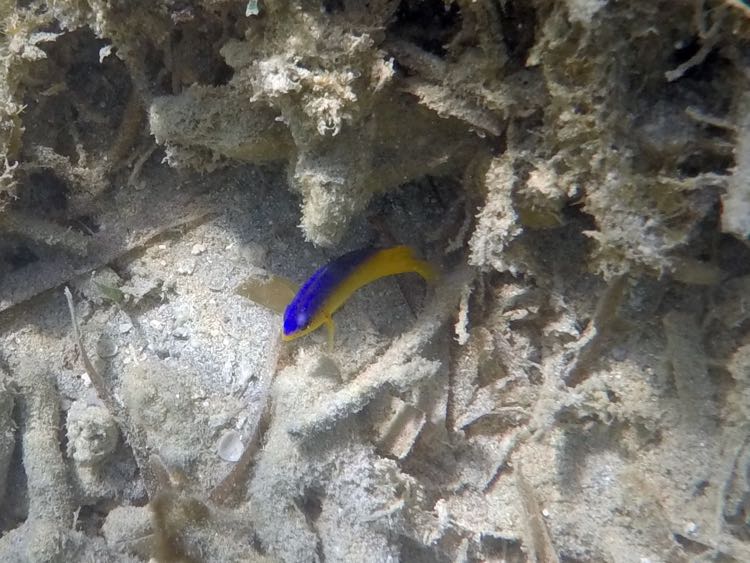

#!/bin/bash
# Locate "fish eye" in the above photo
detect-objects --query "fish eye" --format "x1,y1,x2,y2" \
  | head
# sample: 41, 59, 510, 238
283, 310, 308, 334
296, 312, 307, 328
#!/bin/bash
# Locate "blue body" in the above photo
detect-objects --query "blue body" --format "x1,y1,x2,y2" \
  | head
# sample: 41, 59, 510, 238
283, 247, 379, 337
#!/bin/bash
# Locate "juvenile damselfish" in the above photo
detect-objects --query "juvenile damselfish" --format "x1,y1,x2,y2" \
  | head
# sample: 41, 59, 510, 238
282, 246, 435, 346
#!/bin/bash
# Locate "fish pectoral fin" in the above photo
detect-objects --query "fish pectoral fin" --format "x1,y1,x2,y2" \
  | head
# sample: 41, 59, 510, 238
325, 317, 335, 351
236, 274, 299, 315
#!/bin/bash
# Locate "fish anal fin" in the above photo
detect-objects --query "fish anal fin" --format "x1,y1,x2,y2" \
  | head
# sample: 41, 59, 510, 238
325, 317, 335, 351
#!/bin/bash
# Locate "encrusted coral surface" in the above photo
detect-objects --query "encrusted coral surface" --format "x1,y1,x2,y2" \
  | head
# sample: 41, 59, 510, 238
1, 1, 750, 562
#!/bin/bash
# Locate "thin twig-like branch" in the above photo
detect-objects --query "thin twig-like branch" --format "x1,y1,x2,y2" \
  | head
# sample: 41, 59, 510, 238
64, 286, 157, 498
64, 287, 114, 409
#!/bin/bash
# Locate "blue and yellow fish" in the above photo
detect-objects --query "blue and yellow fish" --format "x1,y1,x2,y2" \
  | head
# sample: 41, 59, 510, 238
282, 245, 435, 346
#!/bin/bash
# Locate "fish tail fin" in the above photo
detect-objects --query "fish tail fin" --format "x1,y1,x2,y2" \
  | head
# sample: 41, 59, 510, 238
381, 246, 437, 282
411, 257, 437, 282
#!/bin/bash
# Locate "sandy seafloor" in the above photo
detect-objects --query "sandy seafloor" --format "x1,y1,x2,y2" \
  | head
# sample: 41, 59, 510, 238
1, 1, 750, 562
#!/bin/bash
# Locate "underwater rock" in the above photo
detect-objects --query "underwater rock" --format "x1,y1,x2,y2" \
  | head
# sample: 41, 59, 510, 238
66, 399, 119, 467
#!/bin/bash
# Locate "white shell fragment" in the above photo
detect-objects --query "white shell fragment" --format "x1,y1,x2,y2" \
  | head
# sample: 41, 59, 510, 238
217, 429, 244, 462
245, 0, 260, 16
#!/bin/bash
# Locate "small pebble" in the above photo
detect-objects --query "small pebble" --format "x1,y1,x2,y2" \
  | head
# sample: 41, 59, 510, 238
542, 508, 550, 518
208, 279, 225, 292
172, 326, 190, 340
241, 242, 268, 266
235, 415, 247, 430
217, 430, 244, 462
177, 260, 195, 275
174, 305, 192, 325
233, 363, 255, 394
685, 521, 698, 536
119, 321, 133, 334
209, 413, 229, 429
191, 243, 206, 255
96, 335, 119, 359
152, 345, 170, 359
611, 346, 627, 362
221, 359, 234, 382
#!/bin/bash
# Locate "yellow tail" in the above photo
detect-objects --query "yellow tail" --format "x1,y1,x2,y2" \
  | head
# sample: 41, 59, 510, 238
374, 245, 436, 282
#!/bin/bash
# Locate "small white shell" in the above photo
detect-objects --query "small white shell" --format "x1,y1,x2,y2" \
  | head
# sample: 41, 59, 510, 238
217, 429, 244, 462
